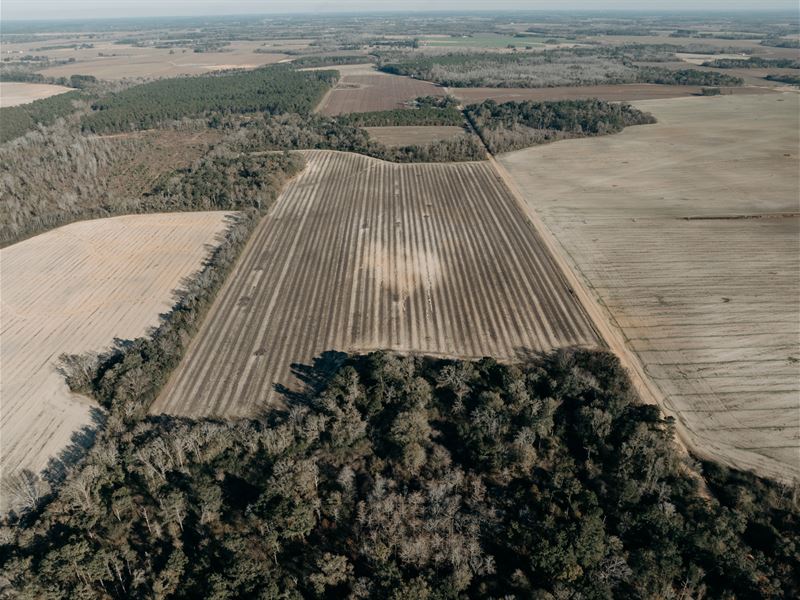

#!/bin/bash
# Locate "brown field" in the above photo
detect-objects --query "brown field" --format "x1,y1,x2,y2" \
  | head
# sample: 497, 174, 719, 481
152, 150, 599, 417
0, 82, 74, 107
500, 93, 800, 482
365, 125, 466, 146
315, 66, 445, 115
34, 41, 289, 80
0, 212, 232, 510
449, 83, 773, 104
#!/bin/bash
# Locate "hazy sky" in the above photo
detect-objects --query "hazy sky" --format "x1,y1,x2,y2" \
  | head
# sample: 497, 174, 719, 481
2, 0, 797, 21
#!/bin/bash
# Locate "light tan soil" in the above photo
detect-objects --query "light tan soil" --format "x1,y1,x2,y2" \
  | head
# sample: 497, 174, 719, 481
0, 82, 73, 107
0, 212, 232, 510
365, 126, 466, 146
499, 93, 800, 482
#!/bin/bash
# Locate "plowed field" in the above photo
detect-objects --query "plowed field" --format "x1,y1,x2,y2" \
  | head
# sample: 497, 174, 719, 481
500, 93, 800, 482
153, 151, 598, 417
0, 212, 231, 507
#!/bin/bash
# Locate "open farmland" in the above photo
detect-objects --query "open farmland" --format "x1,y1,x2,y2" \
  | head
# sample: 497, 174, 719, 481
500, 93, 800, 482
0, 212, 231, 509
315, 66, 445, 115
152, 150, 599, 417
365, 125, 466, 146
33, 40, 291, 80
0, 82, 73, 107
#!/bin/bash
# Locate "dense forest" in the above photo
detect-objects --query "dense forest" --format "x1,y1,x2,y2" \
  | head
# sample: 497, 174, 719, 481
81, 66, 337, 133
0, 90, 85, 143
378, 50, 744, 88
702, 56, 800, 69
290, 54, 377, 67
465, 99, 656, 154
337, 106, 464, 128
3, 348, 797, 598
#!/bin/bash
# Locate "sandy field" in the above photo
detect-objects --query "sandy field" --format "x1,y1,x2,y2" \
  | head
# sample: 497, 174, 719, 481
448, 83, 771, 105
0, 212, 232, 510
365, 125, 466, 146
315, 66, 445, 115
500, 93, 800, 482
0, 82, 74, 107
152, 150, 599, 418
34, 41, 288, 80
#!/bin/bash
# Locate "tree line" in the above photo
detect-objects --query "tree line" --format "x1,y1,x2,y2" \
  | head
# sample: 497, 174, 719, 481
3, 347, 797, 598
465, 98, 656, 154
702, 56, 800, 69
0, 90, 85, 143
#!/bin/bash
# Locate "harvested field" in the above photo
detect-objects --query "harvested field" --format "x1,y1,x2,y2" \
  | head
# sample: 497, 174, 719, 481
0, 82, 73, 107
500, 93, 800, 482
0, 212, 232, 509
365, 125, 466, 146
450, 83, 772, 105
153, 150, 599, 417
315, 68, 445, 115
36, 41, 289, 80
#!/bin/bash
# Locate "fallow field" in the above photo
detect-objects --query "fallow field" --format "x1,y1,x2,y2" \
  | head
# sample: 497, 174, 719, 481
0, 82, 73, 107
153, 150, 599, 417
314, 65, 445, 115
364, 125, 466, 146
500, 93, 800, 482
0, 212, 231, 509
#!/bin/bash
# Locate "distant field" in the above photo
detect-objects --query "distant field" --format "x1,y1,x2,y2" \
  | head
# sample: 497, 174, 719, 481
316, 69, 445, 115
365, 125, 466, 146
420, 34, 545, 48
0, 212, 231, 509
500, 93, 800, 482
0, 82, 73, 107
152, 150, 598, 417
35, 40, 290, 80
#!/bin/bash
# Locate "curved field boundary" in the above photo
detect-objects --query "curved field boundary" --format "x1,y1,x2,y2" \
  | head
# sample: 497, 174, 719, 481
153, 151, 599, 417
0, 212, 232, 509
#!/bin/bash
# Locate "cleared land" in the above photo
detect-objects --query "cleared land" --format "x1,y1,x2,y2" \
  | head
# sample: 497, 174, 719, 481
315, 67, 445, 115
0, 82, 74, 107
0, 212, 231, 506
153, 150, 599, 417
449, 83, 772, 104
35, 41, 289, 79
365, 125, 466, 146
500, 93, 800, 482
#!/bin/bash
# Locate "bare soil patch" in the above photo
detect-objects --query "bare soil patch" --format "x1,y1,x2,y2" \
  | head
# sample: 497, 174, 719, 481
0, 212, 232, 509
152, 150, 599, 418
0, 82, 73, 107
500, 93, 800, 482
365, 125, 466, 146
316, 71, 445, 115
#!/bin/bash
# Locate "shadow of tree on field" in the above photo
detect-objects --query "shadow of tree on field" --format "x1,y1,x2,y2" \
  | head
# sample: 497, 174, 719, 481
272, 349, 349, 408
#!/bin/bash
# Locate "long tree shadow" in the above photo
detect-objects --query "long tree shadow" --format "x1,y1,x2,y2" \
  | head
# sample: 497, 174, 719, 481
272, 349, 349, 408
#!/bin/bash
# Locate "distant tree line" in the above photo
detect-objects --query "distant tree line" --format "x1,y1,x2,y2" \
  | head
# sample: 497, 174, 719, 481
702, 56, 799, 69
81, 66, 338, 133
760, 36, 800, 49
465, 98, 656, 153
765, 73, 800, 85
636, 67, 744, 86
290, 54, 377, 67
3, 348, 798, 598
